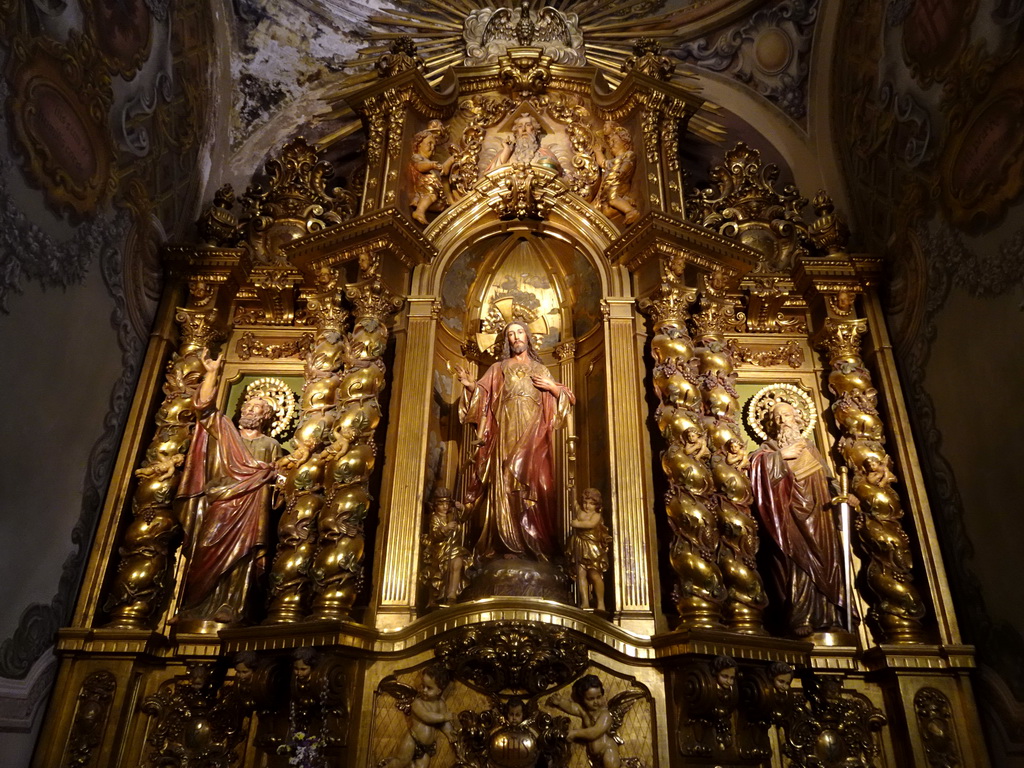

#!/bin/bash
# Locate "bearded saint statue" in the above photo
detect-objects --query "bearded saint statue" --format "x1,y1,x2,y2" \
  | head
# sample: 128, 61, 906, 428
486, 113, 563, 175
455, 322, 574, 561
749, 398, 843, 637
176, 351, 284, 628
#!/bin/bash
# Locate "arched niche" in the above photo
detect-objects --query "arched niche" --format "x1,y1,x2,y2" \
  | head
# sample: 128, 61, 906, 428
424, 224, 612, 554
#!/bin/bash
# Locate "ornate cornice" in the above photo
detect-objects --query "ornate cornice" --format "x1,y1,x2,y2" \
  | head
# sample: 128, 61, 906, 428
285, 209, 437, 274
606, 211, 761, 274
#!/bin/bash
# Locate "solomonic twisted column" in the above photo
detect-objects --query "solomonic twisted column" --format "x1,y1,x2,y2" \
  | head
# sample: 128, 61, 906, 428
104, 303, 219, 629
643, 274, 725, 628
817, 313, 926, 643
691, 273, 767, 633
309, 255, 402, 620
265, 269, 347, 623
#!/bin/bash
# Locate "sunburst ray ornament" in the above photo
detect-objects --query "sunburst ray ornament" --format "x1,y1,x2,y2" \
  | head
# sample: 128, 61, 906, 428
316, 0, 745, 150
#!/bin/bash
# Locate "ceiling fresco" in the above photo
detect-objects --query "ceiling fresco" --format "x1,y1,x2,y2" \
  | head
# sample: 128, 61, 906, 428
832, 0, 1024, 750
0, 0, 213, 684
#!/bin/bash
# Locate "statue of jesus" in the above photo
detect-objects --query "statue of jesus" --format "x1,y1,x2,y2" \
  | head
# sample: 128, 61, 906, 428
455, 322, 574, 561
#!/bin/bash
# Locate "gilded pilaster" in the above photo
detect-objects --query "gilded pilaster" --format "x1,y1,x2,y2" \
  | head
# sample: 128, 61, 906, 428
642, 275, 725, 628
690, 271, 767, 633
603, 297, 659, 632
370, 296, 439, 629
554, 339, 578, 540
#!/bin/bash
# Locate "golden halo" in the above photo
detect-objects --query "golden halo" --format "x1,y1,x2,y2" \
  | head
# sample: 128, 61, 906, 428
745, 383, 817, 443
243, 377, 299, 438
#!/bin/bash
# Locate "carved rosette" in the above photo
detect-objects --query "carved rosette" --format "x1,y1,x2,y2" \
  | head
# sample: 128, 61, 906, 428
308, 256, 403, 620
816, 316, 927, 643
103, 300, 219, 629
691, 276, 767, 634
642, 271, 726, 628
63, 671, 116, 768
265, 270, 348, 624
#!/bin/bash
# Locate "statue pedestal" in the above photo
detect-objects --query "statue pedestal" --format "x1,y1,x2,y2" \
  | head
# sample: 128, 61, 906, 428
459, 557, 572, 603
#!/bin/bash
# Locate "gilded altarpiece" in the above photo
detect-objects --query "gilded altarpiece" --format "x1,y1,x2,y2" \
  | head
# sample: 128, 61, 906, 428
34, 25, 986, 768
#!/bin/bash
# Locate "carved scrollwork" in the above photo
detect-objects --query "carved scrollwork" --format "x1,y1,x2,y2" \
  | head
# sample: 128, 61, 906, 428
480, 163, 567, 219
676, 656, 738, 756
498, 49, 553, 94
776, 674, 886, 768
623, 38, 675, 80
236, 332, 315, 361
449, 95, 517, 199
725, 338, 804, 368
141, 662, 250, 768
914, 687, 961, 767
687, 143, 810, 273
435, 622, 588, 695
239, 138, 354, 265
376, 37, 425, 78
742, 277, 808, 333
63, 671, 116, 768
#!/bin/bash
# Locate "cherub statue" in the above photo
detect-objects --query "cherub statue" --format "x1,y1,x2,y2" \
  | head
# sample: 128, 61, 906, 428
421, 487, 472, 605
567, 489, 611, 611
379, 665, 458, 768
863, 454, 896, 488
547, 675, 644, 768
722, 437, 749, 471
409, 123, 455, 225
681, 427, 710, 461
594, 122, 639, 225
135, 444, 185, 482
